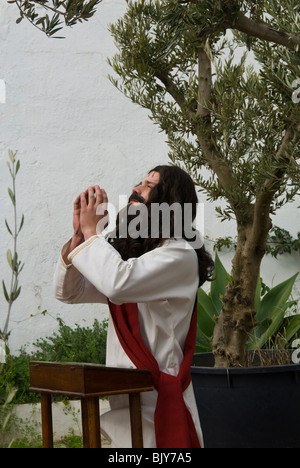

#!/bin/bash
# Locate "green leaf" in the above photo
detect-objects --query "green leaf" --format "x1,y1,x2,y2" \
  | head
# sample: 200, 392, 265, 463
12, 286, 21, 301
210, 252, 230, 313
8, 149, 15, 163
2, 281, 9, 302
196, 253, 231, 349
3, 387, 17, 408
283, 315, 300, 343
15, 160, 20, 174
256, 274, 298, 324
195, 327, 212, 353
248, 273, 298, 349
6, 161, 12, 175
254, 274, 262, 312
197, 288, 217, 338
8, 188, 15, 206
5, 220, 13, 236
6, 250, 13, 270
18, 214, 25, 234
13, 252, 18, 270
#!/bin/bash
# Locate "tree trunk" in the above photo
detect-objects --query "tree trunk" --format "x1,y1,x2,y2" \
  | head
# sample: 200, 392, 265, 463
212, 217, 271, 367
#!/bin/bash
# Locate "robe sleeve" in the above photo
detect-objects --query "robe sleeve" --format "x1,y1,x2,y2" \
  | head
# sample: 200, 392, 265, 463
53, 238, 108, 304
67, 235, 198, 305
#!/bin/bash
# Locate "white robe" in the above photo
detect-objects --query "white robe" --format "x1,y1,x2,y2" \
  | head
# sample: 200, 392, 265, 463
53, 235, 203, 448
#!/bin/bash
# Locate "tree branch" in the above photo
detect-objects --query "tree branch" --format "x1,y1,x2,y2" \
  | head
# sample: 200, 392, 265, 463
232, 12, 300, 51
261, 125, 300, 197
195, 42, 236, 193
20, 0, 66, 17
154, 70, 188, 110
197, 43, 212, 118
252, 124, 300, 249
182, 1, 300, 51
155, 58, 236, 194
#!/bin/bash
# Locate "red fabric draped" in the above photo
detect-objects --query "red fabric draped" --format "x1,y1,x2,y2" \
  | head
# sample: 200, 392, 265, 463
107, 300, 201, 448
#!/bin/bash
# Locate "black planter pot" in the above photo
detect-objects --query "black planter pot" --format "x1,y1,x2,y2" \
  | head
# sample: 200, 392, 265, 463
191, 351, 300, 448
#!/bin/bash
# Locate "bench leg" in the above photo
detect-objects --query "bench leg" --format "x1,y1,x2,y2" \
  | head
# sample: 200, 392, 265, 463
81, 396, 101, 448
129, 393, 143, 448
41, 393, 53, 448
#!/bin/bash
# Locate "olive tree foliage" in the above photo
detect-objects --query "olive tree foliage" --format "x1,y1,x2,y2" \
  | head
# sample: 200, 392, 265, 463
8, 0, 102, 37
108, 0, 300, 366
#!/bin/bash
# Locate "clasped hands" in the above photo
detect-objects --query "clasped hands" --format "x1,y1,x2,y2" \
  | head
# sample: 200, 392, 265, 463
70, 185, 108, 251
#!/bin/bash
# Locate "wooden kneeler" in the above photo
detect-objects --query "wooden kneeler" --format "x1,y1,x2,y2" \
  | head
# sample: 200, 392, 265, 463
29, 361, 154, 448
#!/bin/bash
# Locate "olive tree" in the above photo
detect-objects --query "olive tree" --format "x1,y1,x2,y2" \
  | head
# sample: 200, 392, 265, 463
107, 0, 300, 366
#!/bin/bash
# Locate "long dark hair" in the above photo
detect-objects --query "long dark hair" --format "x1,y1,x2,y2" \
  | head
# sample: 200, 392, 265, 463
108, 165, 214, 286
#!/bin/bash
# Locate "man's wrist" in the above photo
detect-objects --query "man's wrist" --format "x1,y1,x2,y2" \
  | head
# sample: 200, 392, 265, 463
62, 234, 84, 265
83, 230, 97, 241
70, 233, 84, 249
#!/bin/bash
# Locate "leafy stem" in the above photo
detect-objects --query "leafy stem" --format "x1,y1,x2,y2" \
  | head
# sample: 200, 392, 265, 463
212, 226, 300, 258
1, 150, 24, 341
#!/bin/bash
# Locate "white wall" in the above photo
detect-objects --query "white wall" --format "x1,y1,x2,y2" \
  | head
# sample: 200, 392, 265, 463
0, 1, 299, 354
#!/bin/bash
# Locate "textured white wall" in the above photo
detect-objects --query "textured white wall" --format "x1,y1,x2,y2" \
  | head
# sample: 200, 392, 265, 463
0, 1, 299, 354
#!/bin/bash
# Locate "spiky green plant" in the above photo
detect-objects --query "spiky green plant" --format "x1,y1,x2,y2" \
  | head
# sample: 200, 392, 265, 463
196, 253, 299, 353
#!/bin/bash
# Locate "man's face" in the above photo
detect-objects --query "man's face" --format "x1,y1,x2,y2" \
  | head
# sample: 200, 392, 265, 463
129, 171, 160, 204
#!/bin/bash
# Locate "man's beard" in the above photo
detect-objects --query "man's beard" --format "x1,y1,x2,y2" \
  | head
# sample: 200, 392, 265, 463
107, 198, 202, 259
113, 202, 148, 240
106, 202, 148, 259
128, 192, 146, 204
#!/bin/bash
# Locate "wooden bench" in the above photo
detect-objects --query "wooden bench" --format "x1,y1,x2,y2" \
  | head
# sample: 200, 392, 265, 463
29, 361, 154, 448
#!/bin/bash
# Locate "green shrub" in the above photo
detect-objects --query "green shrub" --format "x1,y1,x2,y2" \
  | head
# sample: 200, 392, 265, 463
32, 317, 108, 364
1, 318, 108, 404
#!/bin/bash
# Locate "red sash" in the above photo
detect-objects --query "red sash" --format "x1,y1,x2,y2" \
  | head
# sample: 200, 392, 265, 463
107, 300, 201, 448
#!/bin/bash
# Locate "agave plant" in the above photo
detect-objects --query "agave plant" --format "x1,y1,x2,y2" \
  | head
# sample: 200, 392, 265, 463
196, 254, 299, 353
